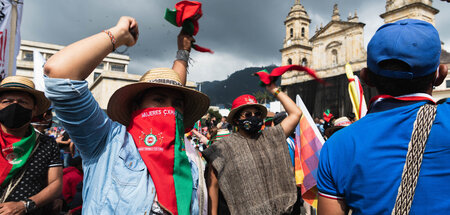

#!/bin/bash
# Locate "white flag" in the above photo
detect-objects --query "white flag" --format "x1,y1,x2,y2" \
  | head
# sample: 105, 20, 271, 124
33, 50, 45, 91
0, 0, 24, 80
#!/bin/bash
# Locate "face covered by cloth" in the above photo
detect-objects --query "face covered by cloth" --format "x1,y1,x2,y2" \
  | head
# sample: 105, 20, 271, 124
127, 107, 192, 215
0, 103, 33, 129
237, 115, 264, 135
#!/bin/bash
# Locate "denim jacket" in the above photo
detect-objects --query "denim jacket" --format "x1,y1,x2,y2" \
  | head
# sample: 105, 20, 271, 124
44, 77, 199, 215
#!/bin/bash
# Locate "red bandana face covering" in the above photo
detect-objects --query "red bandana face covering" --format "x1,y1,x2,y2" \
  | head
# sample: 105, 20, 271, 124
127, 107, 192, 215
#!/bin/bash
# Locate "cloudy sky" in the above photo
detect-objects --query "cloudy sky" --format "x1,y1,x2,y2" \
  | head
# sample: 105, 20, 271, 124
21, 0, 450, 83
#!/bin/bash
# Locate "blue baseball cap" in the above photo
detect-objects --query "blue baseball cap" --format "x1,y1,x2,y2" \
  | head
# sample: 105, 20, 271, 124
367, 19, 441, 79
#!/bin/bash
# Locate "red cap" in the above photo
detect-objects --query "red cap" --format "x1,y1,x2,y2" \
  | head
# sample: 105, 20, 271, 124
227, 94, 267, 124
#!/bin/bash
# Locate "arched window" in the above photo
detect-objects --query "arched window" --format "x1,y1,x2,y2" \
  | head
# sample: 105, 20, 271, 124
301, 28, 305, 37
290, 28, 294, 38
301, 58, 307, 66
332, 49, 338, 65
287, 58, 292, 65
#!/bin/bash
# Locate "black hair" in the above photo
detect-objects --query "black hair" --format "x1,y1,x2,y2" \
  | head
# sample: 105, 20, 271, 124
368, 60, 435, 96
68, 156, 82, 167
273, 112, 288, 125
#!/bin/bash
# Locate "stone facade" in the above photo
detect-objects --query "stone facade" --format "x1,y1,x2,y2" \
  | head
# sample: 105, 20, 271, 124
381, 0, 439, 25
16, 40, 199, 110
16, 40, 139, 110
281, 0, 450, 99
281, 2, 366, 86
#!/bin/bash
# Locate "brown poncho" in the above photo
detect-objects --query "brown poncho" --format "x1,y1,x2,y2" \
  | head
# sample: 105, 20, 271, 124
203, 125, 297, 215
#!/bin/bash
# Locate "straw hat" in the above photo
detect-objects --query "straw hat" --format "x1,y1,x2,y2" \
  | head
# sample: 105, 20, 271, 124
227, 94, 267, 125
0, 76, 50, 115
107, 68, 210, 128
324, 116, 352, 138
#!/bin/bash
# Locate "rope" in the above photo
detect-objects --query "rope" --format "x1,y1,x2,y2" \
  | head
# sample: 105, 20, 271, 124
391, 104, 437, 215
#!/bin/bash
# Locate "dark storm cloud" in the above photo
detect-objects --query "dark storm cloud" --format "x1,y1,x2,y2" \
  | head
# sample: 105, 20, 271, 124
20, 0, 450, 82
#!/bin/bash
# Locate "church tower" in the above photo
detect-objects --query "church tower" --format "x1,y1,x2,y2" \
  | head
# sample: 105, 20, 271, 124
380, 0, 439, 24
280, 0, 312, 86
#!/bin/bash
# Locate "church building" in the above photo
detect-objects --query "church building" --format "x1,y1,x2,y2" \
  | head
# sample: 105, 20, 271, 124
280, 0, 442, 117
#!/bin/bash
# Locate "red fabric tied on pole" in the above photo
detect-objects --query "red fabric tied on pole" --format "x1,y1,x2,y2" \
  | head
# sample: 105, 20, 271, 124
193, 44, 214, 54
174, 1, 202, 36
165, 1, 213, 54
254, 65, 327, 86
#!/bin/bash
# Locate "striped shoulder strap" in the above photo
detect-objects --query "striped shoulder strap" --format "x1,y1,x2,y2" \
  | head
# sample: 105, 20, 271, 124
391, 104, 437, 215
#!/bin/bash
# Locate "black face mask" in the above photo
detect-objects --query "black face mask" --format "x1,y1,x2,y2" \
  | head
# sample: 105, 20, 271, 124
0, 103, 33, 129
237, 116, 263, 135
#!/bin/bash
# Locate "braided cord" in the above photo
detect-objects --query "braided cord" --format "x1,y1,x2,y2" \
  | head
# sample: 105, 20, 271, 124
392, 104, 437, 215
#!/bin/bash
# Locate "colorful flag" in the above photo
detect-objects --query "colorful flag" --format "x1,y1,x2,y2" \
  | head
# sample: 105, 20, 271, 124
294, 95, 324, 208
0, 0, 23, 80
345, 63, 367, 120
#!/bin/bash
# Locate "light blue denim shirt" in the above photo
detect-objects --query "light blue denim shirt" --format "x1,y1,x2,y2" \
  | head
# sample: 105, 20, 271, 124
44, 77, 199, 215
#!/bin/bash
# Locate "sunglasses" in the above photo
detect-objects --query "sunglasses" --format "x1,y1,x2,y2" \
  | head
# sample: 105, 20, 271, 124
241, 111, 263, 118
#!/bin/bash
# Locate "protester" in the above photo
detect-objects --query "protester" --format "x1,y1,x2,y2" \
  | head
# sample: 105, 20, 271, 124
44, 17, 209, 214
0, 76, 62, 215
317, 19, 449, 214
62, 157, 82, 205
184, 136, 208, 215
323, 116, 352, 139
62, 156, 83, 214
203, 82, 301, 214
55, 131, 73, 168
216, 116, 231, 131
31, 107, 53, 135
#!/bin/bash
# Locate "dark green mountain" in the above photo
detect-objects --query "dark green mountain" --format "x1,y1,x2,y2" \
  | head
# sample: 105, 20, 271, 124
199, 65, 280, 108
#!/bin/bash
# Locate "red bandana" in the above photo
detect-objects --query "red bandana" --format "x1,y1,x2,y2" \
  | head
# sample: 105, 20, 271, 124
127, 107, 192, 215
0, 127, 36, 186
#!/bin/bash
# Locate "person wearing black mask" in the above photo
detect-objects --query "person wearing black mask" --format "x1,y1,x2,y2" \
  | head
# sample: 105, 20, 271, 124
31, 107, 53, 135
0, 76, 62, 215
203, 82, 302, 215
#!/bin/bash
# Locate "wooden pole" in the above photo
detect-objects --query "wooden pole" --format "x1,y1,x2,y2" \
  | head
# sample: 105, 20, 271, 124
7, 0, 18, 77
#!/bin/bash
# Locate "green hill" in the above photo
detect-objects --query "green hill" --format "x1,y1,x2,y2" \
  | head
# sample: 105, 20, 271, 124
199, 65, 280, 108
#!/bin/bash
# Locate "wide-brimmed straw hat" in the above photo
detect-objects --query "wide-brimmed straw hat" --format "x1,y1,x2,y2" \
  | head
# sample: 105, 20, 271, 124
227, 94, 267, 125
0, 76, 50, 115
107, 68, 210, 128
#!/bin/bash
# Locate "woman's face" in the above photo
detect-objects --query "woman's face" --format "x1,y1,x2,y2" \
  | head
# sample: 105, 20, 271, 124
139, 88, 184, 114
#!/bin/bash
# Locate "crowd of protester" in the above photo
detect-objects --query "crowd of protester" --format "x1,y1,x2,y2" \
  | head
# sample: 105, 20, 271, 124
0, 3, 449, 214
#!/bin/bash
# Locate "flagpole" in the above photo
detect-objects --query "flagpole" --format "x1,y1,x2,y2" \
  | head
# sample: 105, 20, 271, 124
7, 0, 18, 77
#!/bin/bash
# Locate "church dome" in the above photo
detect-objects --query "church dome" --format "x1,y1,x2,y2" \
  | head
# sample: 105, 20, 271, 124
287, 0, 310, 20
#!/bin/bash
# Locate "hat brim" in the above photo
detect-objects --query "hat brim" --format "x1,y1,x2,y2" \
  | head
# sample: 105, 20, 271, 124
107, 82, 210, 129
0, 87, 50, 115
227, 103, 267, 125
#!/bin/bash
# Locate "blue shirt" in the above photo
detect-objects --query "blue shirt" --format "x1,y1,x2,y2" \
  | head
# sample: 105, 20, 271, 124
286, 136, 295, 166
44, 77, 199, 215
317, 98, 450, 214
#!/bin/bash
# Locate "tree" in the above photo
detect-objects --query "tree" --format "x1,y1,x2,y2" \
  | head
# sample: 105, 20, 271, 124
253, 90, 274, 104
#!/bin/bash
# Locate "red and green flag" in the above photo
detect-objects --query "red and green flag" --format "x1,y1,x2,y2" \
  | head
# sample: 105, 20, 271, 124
128, 107, 192, 215
0, 127, 36, 186
164, 1, 213, 53
253, 65, 327, 87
